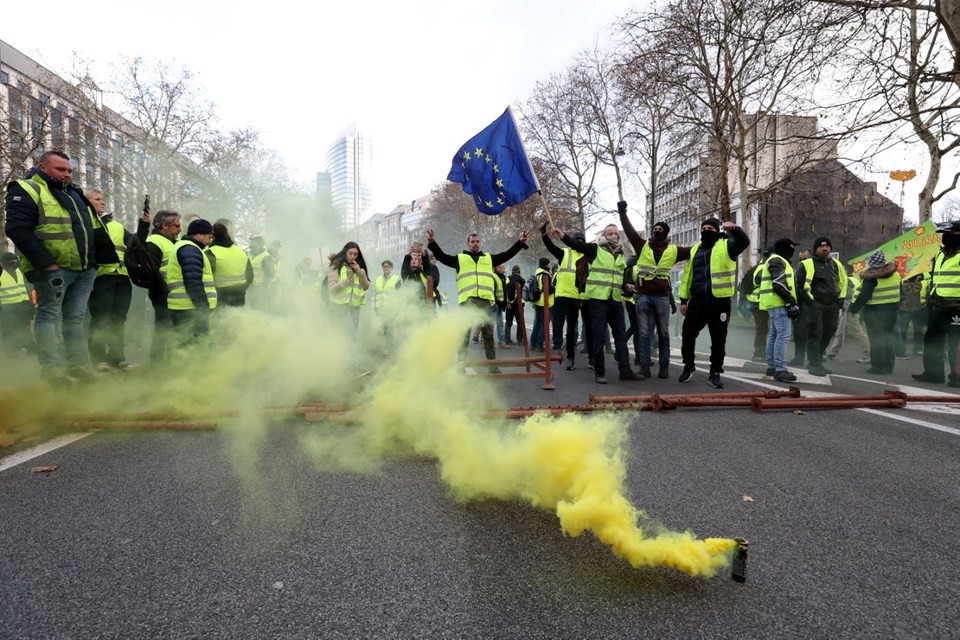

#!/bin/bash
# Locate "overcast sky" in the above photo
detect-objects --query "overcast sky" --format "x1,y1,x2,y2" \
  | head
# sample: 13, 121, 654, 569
5, 0, 644, 217
6, 0, 933, 225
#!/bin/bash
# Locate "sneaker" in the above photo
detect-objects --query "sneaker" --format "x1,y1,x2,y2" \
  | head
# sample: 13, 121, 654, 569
808, 366, 829, 377
708, 372, 724, 388
619, 370, 642, 381
773, 370, 797, 382
679, 366, 695, 383
565, 363, 575, 371
856, 356, 871, 364
765, 367, 776, 377
912, 372, 945, 383
824, 353, 836, 360
116, 361, 136, 370
658, 364, 669, 379
639, 365, 652, 378
595, 374, 608, 384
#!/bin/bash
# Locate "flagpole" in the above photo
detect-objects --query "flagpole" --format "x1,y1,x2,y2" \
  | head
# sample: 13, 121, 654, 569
506, 106, 555, 230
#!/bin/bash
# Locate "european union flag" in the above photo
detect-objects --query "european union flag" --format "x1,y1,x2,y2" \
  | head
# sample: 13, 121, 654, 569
447, 107, 540, 215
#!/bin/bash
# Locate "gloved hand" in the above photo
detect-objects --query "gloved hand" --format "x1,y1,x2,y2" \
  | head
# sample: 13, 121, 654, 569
787, 305, 800, 320
538, 222, 548, 235
617, 200, 628, 215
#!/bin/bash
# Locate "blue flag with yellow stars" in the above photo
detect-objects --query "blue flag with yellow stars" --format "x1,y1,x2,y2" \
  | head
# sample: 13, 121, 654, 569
447, 107, 540, 215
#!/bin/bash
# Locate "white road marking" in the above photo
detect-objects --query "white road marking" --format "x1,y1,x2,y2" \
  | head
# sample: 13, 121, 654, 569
0, 432, 94, 473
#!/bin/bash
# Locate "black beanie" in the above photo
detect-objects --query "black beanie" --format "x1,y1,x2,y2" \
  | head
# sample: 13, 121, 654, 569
702, 218, 721, 231
187, 219, 213, 236
813, 236, 832, 251
538, 257, 550, 268
653, 221, 670, 235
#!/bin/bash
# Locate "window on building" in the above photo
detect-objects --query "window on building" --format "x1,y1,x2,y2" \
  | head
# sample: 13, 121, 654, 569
0, 70, 9, 84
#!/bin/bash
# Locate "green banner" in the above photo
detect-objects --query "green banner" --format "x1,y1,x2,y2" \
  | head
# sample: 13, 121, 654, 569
848, 220, 942, 279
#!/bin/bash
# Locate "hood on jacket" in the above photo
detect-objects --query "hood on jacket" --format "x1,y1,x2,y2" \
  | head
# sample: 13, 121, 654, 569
858, 262, 897, 280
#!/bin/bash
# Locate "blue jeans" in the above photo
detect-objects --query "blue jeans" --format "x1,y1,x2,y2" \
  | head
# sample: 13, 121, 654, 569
491, 305, 505, 344
765, 306, 793, 372
636, 294, 671, 366
32, 267, 97, 375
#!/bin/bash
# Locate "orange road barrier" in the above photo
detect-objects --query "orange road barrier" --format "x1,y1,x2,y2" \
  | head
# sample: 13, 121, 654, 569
589, 387, 802, 404
750, 398, 907, 413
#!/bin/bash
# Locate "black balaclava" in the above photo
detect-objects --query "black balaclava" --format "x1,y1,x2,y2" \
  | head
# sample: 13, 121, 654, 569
651, 221, 670, 242
700, 218, 721, 247
773, 238, 796, 261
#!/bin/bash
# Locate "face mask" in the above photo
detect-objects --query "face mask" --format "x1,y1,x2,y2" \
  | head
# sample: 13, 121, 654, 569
781, 247, 795, 260
944, 234, 960, 249
652, 231, 667, 241
700, 230, 719, 245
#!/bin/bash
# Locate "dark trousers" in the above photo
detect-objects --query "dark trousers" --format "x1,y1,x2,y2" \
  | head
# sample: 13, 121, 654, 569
751, 307, 768, 358
921, 307, 960, 382
149, 292, 173, 362
462, 297, 496, 360
681, 296, 731, 373
804, 301, 840, 368
170, 308, 211, 345
530, 304, 545, 348
792, 306, 809, 364
579, 302, 593, 364
551, 296, 580, 353
505, 304, 520, 343
88, 274, 132, 365
216, 288, 247, 308
863, 305, 898, 373
589, 298, 631, 377
896, 309, 926, 356
0, 301, 35, 355
624, 301, 639, 361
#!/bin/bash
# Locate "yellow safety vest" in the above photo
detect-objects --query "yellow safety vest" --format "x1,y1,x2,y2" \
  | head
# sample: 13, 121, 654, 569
0, 268, 30, 304
930, 252, 960, 298
636, 243, 678, 281
747, 258, 767, 303
207, 244, 250, 291
166, 240, 218, 310
867, 272, 902, 305
799, 257, 848, 302
758, 255, 795, 311
96, 219, 128, 277
554, 248, 584, 300
679, 241, 737, 299
456, 253, 496, 304
375, 273, 401, 308
584, 246, 625, 302
14, 176, 103, 273
623, 264, 636, 306
329, 265, 367, 307
533, 268, 553, 307
148, 234, 176, 282
250, 250, 271, 286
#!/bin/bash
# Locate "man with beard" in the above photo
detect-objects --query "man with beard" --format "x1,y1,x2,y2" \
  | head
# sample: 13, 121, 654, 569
794, 237, 847, 377
677, 217, 751, 388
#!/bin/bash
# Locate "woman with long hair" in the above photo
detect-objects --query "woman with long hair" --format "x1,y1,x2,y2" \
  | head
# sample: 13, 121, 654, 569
327, 241, 370, 339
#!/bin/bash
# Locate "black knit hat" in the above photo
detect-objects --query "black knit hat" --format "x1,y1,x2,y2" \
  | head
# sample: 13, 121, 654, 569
538, 257, 550, 268
701, 218, 721, 232
813, 236, 832, 250
653, 221, 670, 235
187, 219, 213, 236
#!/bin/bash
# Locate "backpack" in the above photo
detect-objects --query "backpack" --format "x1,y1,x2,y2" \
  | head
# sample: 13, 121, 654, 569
522, 273, 542, 302
124, 235, 168, 293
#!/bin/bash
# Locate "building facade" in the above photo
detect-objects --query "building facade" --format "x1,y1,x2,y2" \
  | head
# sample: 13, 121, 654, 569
325, 124, 374, 231
347, 195, 432, 264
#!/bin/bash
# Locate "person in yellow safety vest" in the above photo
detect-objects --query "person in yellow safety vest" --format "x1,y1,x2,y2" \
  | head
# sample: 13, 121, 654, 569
541, 224, 591, 370
401, 247, 440, 309
0, 252, 35, 356
848, 250, 902, 375
794, 237, 848, 377
427, 228, 528, 369
84, 189, 139, 371
247, 236, 275, 310
374, 260, 402, 314
4, 150, 119, 385
144, 210, 181, 362
758, 238, 800, 382
326, 241, 371, 349
493, 263, 509, 348
618, 208, 694, 380
896, 272, 928, 358
913, 220, 960, 387
677, 216, 750, 388
205, 221, 254, 307
552, 213, 642, 385
741, 246, 772, 362
529, 256, 554, 352
166, 218, 217, 340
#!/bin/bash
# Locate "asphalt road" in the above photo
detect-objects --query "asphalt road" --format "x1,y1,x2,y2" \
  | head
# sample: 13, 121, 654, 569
2, 321, 959, 639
